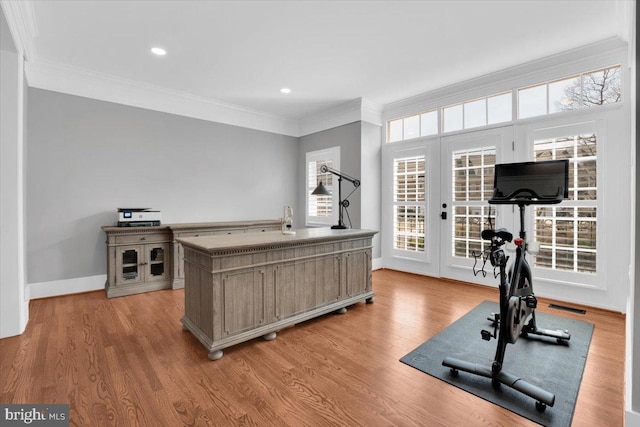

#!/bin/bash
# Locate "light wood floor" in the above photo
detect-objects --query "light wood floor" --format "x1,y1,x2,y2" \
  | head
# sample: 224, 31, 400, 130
0, 269, 625, 426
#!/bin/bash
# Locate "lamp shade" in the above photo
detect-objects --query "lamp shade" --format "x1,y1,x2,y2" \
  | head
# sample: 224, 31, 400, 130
311, 181, 331, 196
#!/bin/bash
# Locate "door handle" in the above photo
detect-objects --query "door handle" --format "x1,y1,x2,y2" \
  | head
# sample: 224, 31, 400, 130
441, 212, 447, 220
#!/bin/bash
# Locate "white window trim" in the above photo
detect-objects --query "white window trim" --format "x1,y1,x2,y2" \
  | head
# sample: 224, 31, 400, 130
305, 146, 340, 227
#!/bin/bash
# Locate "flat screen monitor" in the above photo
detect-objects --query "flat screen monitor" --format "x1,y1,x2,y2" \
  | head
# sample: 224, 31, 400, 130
491, 159, 569, 204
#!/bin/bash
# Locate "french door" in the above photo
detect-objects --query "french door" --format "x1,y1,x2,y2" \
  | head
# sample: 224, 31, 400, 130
439, 127, 513, 285
383, 140, 441, 277
384, 108, 625, 310
383, 126, 512, 284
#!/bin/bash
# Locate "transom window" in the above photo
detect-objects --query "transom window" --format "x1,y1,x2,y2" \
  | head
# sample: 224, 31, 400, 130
386, 65, 621, 143
443, 92, 512, 133
519, 65, 621, 119
388, 110, 438, 142
393, 156, 425, 252
534, 134, 597, 273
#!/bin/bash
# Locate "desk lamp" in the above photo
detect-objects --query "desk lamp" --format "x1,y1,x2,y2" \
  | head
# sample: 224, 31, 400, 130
312, 165, 360, 229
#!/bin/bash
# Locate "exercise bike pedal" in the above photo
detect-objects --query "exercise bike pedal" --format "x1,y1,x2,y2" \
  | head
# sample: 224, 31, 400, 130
481, 330, 493, 341
525, 295, 538, 309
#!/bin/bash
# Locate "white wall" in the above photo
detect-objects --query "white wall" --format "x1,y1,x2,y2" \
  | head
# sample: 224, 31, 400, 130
628, 1, 639, 424
0, 8, 28, 338
360, 121, 382, 260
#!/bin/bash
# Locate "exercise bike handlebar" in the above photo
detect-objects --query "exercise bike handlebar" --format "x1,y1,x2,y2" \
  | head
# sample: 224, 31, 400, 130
489, 187, 565, 205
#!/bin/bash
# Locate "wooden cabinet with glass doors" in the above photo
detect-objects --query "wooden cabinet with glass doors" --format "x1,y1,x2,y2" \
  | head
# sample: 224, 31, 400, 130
104, 227, 173, 298
102, 219, 282, 298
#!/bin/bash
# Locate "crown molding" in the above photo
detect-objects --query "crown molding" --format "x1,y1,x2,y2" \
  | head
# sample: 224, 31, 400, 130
361, 98, 383, 127
614, 0, 634, 44
25, 59, 381, 138
24, 57, 381, 138
26, 59, 302, 137
0, 0, 38, 60
298, 97, 382, 137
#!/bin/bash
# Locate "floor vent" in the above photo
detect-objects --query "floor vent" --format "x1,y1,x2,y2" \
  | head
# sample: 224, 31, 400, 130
548, 303, 586, 315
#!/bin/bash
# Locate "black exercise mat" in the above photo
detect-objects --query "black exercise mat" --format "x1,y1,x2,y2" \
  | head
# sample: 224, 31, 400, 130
400, 301, 594, 427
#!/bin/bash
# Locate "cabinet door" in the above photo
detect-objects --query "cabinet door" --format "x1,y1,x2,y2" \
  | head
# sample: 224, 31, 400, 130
344, 250, 368, 297
145, 243, 170, 283
115, 245, 144, 285
222, 268, 266, 336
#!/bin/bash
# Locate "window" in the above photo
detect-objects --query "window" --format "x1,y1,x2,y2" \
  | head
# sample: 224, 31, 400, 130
451, 147, 496, 258
583, 67, 621, 107
306, 147, 340, 226
518, 65, 621, 119
534, 134, 597, 273
442, 92, 513, 133
386, 66, 621, 143
487, 93, 512, 125
519, 85, 547, 118
387, 110, 438, 142
549, 76, 581, 113
393, 156, 425, 252
443, 104, 463, 133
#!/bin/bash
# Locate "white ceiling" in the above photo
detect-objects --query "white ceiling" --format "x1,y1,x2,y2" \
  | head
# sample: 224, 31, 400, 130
7, 1, 632, 123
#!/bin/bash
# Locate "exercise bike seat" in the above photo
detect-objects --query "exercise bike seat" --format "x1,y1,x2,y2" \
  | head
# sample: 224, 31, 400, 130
481, 228, 513, 242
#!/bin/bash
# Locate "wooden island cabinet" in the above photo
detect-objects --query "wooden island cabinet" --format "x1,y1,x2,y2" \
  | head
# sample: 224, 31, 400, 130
102, 219, 281, 298
177, 228, 377, 360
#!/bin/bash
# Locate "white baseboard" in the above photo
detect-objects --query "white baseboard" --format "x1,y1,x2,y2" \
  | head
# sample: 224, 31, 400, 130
626, 410, 640, 427
28, 274, 106, 300
29, 263, 384, 300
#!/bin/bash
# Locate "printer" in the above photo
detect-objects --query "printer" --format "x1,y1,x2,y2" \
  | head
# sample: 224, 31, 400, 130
117, 208, 162, 227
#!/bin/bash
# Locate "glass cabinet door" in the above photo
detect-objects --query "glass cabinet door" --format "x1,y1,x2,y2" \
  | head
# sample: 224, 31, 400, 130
145, 244, 169, 282
116, 246, 143, 285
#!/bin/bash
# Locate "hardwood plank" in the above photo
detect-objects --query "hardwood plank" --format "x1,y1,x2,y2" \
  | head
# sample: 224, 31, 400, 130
0, 269, 625, 426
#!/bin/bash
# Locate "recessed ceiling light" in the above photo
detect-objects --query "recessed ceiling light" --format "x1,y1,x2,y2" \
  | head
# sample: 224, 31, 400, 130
150, 47, 167, 56
280, 88, 291, 94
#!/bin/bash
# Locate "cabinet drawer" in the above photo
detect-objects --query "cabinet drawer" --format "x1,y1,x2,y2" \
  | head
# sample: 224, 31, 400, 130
248, 226, 280, 233
174, 230, 217, 239
114, 233, 170, 245
214, 228, 245, 235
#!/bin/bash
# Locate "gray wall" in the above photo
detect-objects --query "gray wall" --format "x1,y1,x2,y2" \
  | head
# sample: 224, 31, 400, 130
298, 122, 362, 229
26, 88, 298, 284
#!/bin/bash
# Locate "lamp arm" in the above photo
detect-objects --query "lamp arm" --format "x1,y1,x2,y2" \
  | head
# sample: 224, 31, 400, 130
320, 165, 360, 187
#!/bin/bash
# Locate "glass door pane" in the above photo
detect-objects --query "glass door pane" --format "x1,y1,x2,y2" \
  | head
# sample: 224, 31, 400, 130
533, 133, 597, 274
119, 247, 142, 283
451, 147, 496, 259
149, 247, 165, 277
146, 244, 169, 282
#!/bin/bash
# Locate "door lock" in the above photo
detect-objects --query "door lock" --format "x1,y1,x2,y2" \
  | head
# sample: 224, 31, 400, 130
441, 212, 447, 220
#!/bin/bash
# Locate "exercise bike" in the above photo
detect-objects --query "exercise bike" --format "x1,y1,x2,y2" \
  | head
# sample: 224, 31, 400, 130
442, 160, 571, 413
